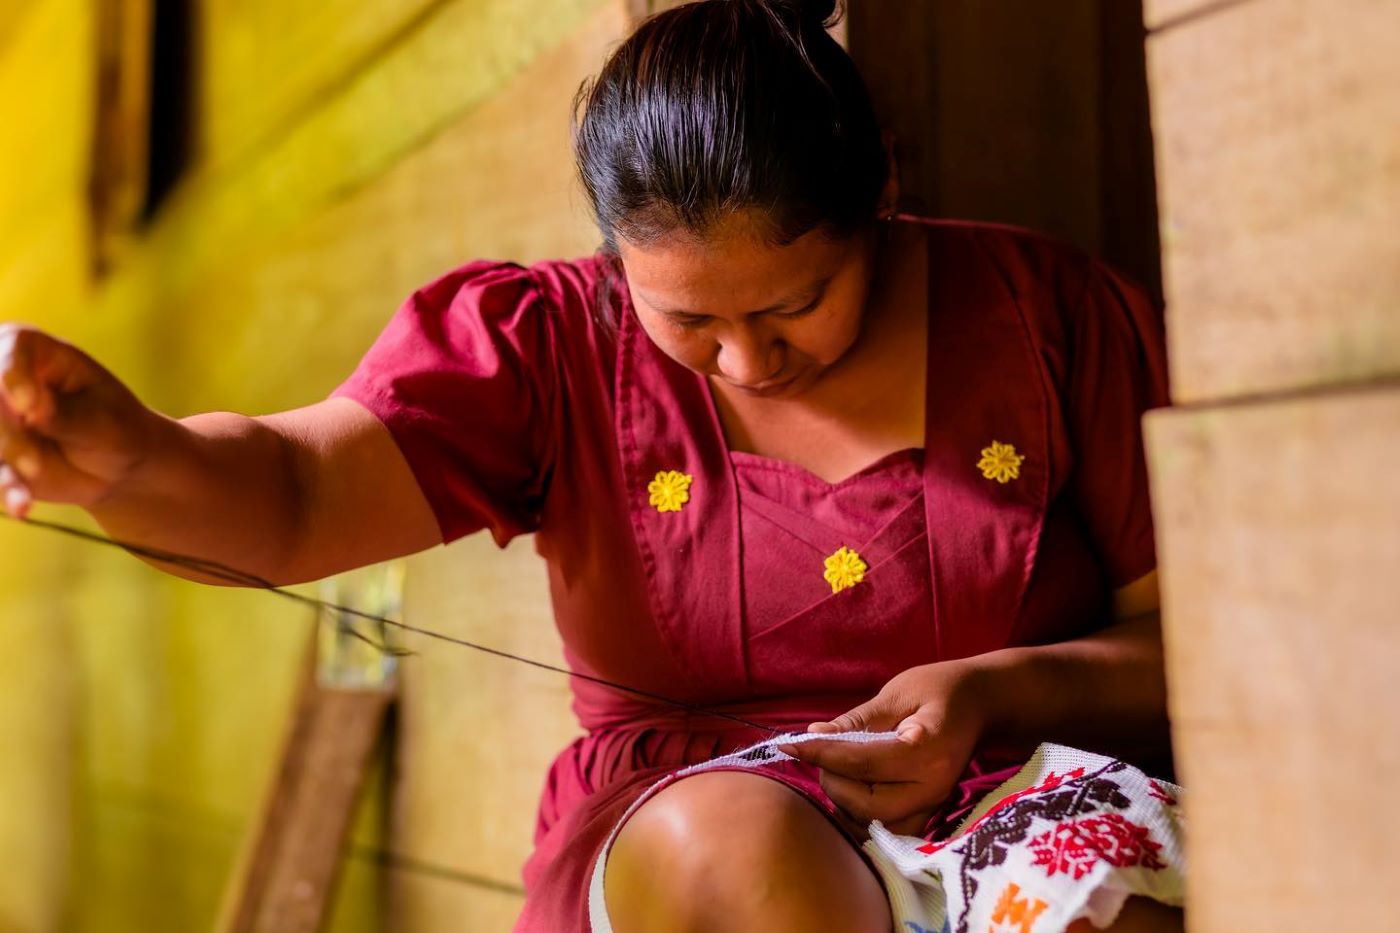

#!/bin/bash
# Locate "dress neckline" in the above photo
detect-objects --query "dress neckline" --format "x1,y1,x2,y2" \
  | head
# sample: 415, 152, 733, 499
728, 446, 924, 490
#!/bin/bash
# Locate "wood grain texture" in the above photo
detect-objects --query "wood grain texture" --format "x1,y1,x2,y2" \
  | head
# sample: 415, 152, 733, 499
1146, 385, 1400, 932
385, 534, 577, 897
1144, 0, 1257, 31
195, 0, 443, 174
387, 871, 526, 932
90, 0, 153, 273
849, 1, 1160, 294
216, 651, 393, 933
127, 0, 603, 311
1149, 0, 1400, 402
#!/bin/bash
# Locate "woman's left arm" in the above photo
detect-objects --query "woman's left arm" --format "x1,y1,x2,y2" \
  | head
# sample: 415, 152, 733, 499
783, 570, 1168, 834
970, 569, 1167, 756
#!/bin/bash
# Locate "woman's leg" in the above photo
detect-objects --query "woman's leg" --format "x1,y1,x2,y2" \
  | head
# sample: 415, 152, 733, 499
604, 771, 892, 933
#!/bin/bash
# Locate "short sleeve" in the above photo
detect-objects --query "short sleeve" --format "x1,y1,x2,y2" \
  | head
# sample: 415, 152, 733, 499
1062, 261, 1171, 589
331, 261, 560, 546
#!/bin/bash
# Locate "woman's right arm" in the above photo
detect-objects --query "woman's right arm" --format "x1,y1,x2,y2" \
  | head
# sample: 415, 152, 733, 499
0, 324, 442, 586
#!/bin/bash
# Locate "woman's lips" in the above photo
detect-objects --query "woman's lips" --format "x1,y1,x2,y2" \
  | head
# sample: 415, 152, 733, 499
733, 372, 799, 397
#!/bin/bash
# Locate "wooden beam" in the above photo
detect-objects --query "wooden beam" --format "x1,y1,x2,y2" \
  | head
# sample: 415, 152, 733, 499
89, 0, 153, 274
1147, 0, 1400, 403
1146, 384, 1400, 931
216, 642, 394, 933
849, 1, 1161, 293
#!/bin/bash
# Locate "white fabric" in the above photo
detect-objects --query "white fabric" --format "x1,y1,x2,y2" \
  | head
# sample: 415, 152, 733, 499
588, 736, 1184, 933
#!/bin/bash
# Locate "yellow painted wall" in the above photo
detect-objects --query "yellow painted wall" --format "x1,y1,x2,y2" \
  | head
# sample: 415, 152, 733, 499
0, 0, 623, 929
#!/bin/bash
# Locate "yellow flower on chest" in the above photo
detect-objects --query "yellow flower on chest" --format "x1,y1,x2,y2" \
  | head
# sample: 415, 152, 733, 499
823, 546, 868, 594
977, 440, 1025, 484
647, 470, 694, 513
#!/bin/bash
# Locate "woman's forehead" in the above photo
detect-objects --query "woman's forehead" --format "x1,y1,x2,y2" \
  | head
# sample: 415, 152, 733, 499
618, 220, 854, 314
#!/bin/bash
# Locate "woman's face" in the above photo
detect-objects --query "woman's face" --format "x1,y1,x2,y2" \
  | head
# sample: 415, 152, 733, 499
617, 215, 878, 400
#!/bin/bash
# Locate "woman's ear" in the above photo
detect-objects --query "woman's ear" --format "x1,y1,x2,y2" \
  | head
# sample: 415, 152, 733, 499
877, 129, 900, 218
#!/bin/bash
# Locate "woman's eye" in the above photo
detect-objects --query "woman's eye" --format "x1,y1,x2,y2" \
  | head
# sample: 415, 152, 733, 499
777, 299, 820, 319
671, 314, 709, 329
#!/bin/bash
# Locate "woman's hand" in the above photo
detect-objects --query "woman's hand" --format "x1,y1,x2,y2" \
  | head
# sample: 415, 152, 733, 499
782, 660, 989, 836
0, 323, 159, 517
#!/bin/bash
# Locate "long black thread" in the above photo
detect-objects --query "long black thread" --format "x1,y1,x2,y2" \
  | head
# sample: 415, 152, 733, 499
1, 513, 782, 736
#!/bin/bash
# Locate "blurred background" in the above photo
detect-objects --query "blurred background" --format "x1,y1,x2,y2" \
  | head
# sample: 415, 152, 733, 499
0, 0, 1395, 930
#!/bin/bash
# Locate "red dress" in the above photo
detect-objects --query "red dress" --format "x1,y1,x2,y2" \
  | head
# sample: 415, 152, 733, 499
331, 218, 1170, 930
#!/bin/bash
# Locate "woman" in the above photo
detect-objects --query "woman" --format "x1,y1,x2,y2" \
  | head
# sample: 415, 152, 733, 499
0, 0, 1183, 929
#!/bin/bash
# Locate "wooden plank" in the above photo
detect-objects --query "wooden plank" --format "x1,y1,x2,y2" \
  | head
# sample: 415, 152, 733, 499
0, 539, 78, 933
1144, 0, 1258, 31
386, 871, 524, 931
850, 1, 1159, 294
90, 0, 154, 273
216, 643, 393, 933
195, 0, 442, 174
927, 2, 1103, 252
141, 0, 620, 417
388, 533, 578, 891
1148, 0, 1400, 402
129, 0, 603, 307
1098, 0, 1162, 303
1145, 385, 1400, 932
846, 2, 941, 217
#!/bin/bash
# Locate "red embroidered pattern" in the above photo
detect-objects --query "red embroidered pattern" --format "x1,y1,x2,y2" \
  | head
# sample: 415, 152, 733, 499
1148, 780, 1178, 806
917, 769, 1087, 856
1029, 813, 1166, 880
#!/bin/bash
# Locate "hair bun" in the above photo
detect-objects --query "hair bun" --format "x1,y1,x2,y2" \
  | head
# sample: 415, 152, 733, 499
764, 0, 840, 30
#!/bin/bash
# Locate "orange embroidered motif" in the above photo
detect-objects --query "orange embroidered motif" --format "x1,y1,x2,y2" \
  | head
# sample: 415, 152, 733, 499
988, 881, 1049, 933
822, 546, 868, 594
977, 440, 1025, 484
647, 470, 693, 513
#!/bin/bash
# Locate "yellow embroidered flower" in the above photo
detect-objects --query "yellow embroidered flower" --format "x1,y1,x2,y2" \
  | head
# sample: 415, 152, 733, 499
647, 470, 694, 513
823, 546, 868, 594
977, 440, 1025, 484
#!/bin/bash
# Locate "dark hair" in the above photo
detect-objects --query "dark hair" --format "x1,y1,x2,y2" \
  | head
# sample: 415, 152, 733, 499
573, 0, 887, 253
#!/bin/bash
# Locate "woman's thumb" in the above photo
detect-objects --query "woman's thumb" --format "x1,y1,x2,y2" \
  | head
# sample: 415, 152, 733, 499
806, 696, 892, 735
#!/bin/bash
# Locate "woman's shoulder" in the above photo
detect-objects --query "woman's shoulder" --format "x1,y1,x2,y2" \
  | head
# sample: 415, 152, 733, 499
415, 250, 619, 324
401, 251, 624, 372
907, 216, 1159, 350
901, 216, 1099, 309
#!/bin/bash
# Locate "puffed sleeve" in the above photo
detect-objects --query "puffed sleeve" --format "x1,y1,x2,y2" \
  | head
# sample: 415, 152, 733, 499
330, 261, 560, 546
1062, 261, 1171, 589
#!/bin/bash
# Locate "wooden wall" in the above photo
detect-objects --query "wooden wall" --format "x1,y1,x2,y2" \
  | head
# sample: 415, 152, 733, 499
1143, 0, 1400, 929
847, 0, 1161, 300
0, 1, 623, 930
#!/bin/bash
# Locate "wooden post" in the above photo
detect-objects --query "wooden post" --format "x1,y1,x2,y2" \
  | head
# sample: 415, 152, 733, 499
215, 641, 394, 933
218, 566, 403, 933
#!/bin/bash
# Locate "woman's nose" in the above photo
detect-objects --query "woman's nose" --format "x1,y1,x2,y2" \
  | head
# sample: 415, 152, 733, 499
716, 330, 782, 387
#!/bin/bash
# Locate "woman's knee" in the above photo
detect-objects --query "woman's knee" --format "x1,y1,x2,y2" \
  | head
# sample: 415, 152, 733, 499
603, 772, 890, 932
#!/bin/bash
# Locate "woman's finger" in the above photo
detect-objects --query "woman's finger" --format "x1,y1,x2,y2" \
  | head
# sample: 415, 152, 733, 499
0, 326, 63, 430
0, 325, 37, 414
0, 420, 42, 481
818, 770, 937, 827
0, 461, 31, 518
